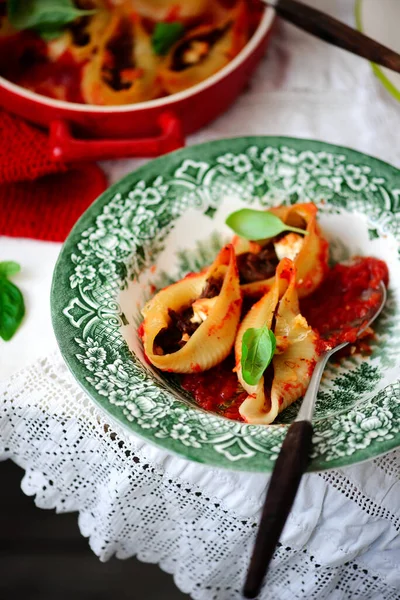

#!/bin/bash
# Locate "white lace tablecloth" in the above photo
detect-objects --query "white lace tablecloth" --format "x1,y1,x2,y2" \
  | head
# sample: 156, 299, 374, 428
1, 1, 400, 599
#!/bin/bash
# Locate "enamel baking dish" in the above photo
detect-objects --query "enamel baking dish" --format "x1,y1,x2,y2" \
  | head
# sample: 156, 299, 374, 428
0, 7, 275, 161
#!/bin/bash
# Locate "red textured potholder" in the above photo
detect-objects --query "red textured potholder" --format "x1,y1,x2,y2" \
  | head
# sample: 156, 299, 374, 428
0, 163, 108, 242
0, 109, 68, 184
0, 109, 108, 241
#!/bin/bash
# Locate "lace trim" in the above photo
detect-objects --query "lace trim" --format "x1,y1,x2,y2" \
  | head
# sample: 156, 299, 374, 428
1, 352, 400, 600
320, 471, 400, 532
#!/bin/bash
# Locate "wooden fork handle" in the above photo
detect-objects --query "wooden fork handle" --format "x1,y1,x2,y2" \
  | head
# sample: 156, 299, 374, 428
243, 420, 313, 599
273, 0, 400, 74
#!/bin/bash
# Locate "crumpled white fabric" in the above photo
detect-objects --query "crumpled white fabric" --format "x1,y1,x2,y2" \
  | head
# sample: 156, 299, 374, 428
0, 351, 399, 600
1, 0, 400, 598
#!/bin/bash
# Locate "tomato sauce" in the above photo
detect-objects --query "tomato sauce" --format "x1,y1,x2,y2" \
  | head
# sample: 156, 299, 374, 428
0, 32, 85, 104
137, 322, 145, 339
181, 357, 245, 421
301, 257, 388, 348
16, 51, 85, 104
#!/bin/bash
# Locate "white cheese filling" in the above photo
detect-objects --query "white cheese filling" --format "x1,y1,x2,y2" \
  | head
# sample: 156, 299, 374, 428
274, 233, 304, 262
190, 297, 218, 325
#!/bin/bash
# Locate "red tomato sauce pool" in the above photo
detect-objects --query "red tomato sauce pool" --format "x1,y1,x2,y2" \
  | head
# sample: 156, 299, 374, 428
301, 257, 388, 348
181, 357, 246, 421
0, 33, 85, 104
15, 51, 85, 104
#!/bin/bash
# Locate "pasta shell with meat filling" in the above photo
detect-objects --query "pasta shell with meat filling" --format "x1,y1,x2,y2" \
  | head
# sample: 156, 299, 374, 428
62, 2, 111, 64
81, 10, 161, 105
141, 245, 242, 373
158, 0, 248, 95
236, 203, 329, 299
235, 258, 320, 425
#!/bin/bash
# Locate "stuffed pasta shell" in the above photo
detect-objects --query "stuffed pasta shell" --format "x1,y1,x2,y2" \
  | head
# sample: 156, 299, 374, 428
235, 203, 329, 299
81, 10, 161, 105
158, 0, 248, 95
61, 2, 111, 64
235, 258, 320, 425
141, 245, 242, 373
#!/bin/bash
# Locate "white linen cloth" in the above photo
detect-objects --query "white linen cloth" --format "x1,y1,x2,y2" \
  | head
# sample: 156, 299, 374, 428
1, 1, 400, 598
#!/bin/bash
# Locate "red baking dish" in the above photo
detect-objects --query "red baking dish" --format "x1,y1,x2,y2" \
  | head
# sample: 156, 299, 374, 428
0, 7, 275, 162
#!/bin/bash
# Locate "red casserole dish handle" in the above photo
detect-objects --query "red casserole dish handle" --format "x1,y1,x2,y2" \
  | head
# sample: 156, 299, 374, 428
49, 111, 185, 162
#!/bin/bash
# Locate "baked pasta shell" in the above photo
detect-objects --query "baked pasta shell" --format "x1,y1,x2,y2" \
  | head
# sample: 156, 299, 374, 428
141, 244, 242, 373
65, 4, 111, 64
158, 0, 248, 95
236, 258, 319, 425
81, 10, 161, 105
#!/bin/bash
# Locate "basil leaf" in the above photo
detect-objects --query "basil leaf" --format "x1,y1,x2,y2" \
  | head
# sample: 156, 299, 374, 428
226, 208, 308, 240
0, 278, 25, 341
8, 0, 96, 38
152, 22, 185, 56
241, 326, 276, 386
0, 261, 21, 278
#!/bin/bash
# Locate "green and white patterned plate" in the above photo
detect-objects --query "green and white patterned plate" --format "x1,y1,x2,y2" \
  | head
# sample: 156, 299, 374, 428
51, 137, 400, 472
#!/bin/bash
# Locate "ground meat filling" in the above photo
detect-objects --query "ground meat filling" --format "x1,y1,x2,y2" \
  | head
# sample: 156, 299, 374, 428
199, 275, 223, 299
171, 24, 230, 72
153, 275, 223, 355
68, 16, 92, 47
153, 307, 197, 355
102, 19, 135, 91
262, 364, 274, 413
237, 243, 280, 284
70, 0, 99, 45
237, 216, 309, 285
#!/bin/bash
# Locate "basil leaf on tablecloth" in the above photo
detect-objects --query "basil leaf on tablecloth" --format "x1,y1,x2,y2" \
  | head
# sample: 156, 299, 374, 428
8, 0, 96, 40
0, 264, 25, 341
226, 208, 308, 240
152, 22, 185, 56
0, 261, 21, 278
241, 326, 276, 386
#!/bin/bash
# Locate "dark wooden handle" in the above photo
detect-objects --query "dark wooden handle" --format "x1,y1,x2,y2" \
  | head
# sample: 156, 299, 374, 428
274, 0, 400, 74
242, 420, 313, 599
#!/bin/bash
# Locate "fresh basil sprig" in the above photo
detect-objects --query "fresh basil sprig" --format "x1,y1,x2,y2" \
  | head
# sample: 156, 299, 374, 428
8, 0, 96, 41
152, 22, 185, 56
226, 208, 308, 241
241, 326, 276, 386
0, 261, 25, 342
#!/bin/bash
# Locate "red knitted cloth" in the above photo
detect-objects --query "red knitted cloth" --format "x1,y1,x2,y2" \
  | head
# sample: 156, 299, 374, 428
0, 110, 108, 242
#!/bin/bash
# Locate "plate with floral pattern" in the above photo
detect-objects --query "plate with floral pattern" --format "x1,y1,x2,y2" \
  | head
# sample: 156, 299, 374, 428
51, 137, 400, 472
